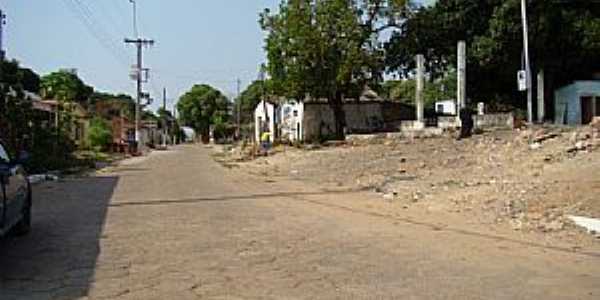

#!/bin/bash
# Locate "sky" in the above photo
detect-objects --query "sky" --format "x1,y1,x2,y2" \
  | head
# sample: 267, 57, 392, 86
1, 0, 435, 112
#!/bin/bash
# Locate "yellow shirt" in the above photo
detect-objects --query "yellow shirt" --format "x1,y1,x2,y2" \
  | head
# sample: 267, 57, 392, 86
261, 132, 271, 142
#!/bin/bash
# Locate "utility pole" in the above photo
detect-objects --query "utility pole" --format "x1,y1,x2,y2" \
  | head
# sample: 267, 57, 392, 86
521, 0, 533, 124
236, 78, 241, 139
457, 41, 467, 112
415, 54, 425, 126
162, 87, 167, 147
537, 70, 545, 123
125, 38, 154, 148
0, 9, 6, 61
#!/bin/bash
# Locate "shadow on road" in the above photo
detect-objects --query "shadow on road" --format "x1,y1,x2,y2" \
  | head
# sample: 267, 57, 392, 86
0, 176, 119, 299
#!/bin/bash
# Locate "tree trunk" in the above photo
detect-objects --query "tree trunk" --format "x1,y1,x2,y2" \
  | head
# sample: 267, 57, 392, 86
329, 91, 346, 140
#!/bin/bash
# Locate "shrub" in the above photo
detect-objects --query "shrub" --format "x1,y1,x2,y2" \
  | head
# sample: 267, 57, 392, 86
87, 117, 112, 151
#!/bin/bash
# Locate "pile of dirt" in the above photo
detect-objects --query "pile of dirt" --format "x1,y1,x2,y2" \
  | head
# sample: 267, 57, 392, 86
217, 124, 600, 239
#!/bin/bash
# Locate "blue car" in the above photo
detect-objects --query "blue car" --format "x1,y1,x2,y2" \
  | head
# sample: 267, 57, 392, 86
0, 141, 32, 237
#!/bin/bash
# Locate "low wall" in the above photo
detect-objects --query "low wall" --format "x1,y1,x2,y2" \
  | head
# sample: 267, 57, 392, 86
438, 116, 459, 129
473, 113, 514, 129
303, 102, 384, 141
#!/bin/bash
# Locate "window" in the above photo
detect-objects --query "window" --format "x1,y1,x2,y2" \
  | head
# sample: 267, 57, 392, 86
293, 110, 298, 117
437, 104, 444, 113
0, 144, 9, 163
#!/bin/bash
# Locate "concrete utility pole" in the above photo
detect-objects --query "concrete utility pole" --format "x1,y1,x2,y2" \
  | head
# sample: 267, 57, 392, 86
537, 70, 545, 123
415, 54, 425, 124
457, 41, 467, 111
0, 9, 7, 61
125, 38, 154, 146
521, 0, 533, 123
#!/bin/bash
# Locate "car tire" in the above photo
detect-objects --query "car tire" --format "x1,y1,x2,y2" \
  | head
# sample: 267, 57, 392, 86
11, 187, 32, 236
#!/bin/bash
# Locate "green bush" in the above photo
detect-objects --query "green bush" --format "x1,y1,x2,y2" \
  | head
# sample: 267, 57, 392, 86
88, 117, 112, 151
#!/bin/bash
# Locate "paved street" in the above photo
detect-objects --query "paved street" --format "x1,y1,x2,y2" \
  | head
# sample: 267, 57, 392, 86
1, 145, 599, 300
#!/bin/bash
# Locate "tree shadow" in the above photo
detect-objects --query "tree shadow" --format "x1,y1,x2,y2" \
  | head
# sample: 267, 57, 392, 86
0, 176, 119, 299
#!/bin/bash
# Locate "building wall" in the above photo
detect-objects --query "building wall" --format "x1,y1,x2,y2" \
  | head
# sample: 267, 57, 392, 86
555, 81, 600, 125
473, 113, 514, 129
254, 100, 276, 143
280, 101, 304, 142
302, 103, 336, 142
435, 100, 457, 115
302, 103, 384, 141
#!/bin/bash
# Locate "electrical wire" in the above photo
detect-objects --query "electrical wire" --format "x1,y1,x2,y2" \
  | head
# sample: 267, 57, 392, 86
61, 0, 131, 66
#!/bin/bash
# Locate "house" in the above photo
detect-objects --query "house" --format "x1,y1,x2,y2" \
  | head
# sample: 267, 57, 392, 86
254, 90, 415, 143
280, 100, 304, 142
555, 81, 600, 125
109, 116, 135, 153
435, 99, 457, 115
254, 100, 277, 143
31, 98, 90, 148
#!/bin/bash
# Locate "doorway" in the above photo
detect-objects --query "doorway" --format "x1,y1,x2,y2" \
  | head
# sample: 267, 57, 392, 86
581, 97, 594, 124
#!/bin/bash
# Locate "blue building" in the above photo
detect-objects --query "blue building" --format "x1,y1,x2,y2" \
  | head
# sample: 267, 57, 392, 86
555, 81, 600, 125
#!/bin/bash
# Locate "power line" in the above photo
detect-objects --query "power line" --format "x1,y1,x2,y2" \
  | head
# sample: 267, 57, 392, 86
61, 0, 131, 66
73, 0, 131, 62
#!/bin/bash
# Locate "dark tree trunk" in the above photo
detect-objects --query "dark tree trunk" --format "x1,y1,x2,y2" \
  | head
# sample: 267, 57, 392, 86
329, 90, 346, 140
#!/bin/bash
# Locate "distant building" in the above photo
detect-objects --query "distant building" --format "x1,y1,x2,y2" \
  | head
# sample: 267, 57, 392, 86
280, 100, 304, 142
254, 100, 277, 143
181, 126, 197, 143
435, 100, 457, 115
253, 89, 415, 143
555, 81, 600, 125
31, 98, 90, 148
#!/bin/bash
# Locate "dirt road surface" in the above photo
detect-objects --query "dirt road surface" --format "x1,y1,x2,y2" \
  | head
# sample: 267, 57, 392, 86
1, 145, 599, 299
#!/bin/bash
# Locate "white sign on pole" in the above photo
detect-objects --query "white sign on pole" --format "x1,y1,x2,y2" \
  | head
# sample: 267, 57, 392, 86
517, 70, 527, 91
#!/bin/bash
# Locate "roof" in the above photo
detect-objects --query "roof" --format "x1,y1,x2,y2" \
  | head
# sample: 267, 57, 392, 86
31, 99, 89, 118
556, 80, 600, 94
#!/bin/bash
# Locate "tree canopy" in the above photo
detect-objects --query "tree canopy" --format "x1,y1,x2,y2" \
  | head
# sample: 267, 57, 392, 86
385, 0, 600, 111
40, 70, 93, 103
236, 80, 268, 124
261, 0, 410, 137
176, 84, 230, 136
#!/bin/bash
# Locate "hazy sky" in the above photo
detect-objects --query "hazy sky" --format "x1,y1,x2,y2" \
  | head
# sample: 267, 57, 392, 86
2, 0, 434, 111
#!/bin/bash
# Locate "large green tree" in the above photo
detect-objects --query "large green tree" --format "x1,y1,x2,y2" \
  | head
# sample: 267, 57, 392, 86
261, 0, 410, 138
235, 80, 268, 124
0, 60, 37, 153
176, 84, 231, 136
385, 0, 600, 114
1, 60, 76, 171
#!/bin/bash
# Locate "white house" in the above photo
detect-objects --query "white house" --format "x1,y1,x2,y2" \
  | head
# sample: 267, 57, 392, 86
435, 99, 457, 115
254, 100, 277, 143
280, 100, 304, 142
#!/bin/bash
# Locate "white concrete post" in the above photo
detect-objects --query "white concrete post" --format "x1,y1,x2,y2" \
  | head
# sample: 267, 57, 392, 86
537, 70, 545, 123
416, 54, 425, 123
457, 41, 467, 111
